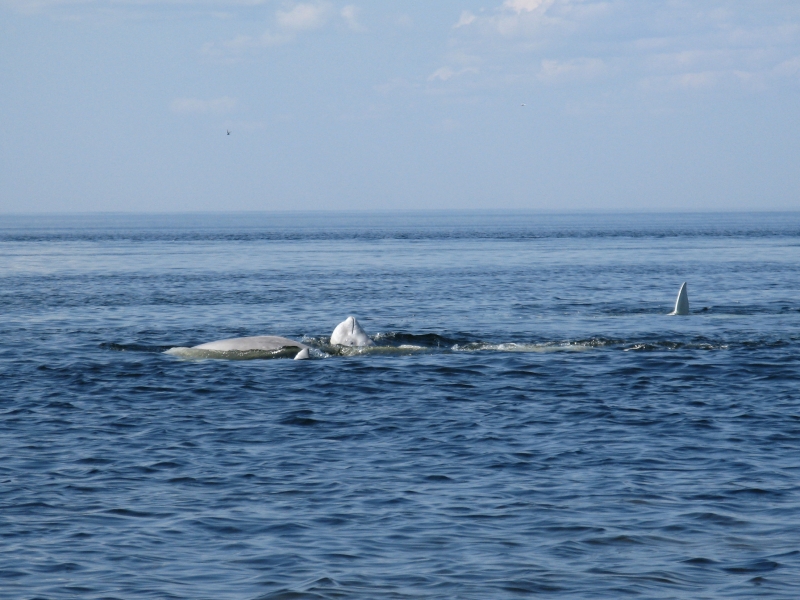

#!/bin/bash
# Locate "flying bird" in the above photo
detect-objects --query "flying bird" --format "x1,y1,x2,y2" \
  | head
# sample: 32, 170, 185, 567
227, 129, 230, 135
521, 103, 526, 107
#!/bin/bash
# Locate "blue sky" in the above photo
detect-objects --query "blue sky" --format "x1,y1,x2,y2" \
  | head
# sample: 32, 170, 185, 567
1, 0, 799, 212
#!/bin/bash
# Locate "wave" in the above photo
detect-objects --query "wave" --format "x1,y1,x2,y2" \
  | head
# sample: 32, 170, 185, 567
3, 212, 800, 243
5, 228, 800, 244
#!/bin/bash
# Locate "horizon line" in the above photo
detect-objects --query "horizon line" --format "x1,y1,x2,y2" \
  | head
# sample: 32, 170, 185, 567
2, 208, 799, 217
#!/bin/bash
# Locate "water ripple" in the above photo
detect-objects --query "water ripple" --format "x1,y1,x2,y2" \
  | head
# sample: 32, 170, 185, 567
1, 213, 800, 598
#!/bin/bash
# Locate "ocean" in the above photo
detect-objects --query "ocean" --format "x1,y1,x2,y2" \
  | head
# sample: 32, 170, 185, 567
1, 211, 799, 599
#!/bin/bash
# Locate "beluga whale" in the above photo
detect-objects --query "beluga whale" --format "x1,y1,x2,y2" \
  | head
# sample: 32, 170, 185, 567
169, 317, 377, 361
187, 335, 310, 359
669, 282, 689, 316
330, 316, 375, 347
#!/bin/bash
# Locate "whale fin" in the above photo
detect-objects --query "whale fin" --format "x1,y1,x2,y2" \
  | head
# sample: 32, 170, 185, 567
293, 347, 310, 360
669, 282, 689, 315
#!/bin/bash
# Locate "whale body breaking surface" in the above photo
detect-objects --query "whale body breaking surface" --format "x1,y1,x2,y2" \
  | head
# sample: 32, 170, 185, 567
164, 335, 310, 360
165, 316, 375, 360
166, 286, 694, 361
192, 336, 308, 352
330, 316, 375, 347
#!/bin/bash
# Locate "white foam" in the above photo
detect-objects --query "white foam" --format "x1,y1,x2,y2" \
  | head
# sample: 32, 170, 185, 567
451, 342, 593, 353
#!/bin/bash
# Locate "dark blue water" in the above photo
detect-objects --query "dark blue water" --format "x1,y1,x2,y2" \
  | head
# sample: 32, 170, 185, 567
2, 212, 799, 599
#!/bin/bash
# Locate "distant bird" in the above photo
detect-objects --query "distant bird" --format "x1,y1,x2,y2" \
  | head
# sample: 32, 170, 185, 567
227, 129, 230, 135
521, 103, 526, 107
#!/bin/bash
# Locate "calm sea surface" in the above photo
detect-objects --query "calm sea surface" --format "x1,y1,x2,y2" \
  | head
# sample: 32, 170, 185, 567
1, 212, 799, 599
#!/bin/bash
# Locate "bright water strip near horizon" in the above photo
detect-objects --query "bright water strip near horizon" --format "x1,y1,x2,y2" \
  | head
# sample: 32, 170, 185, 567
1, 212, 799, 599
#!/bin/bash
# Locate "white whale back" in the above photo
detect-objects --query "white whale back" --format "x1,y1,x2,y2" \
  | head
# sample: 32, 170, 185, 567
330, 316, 375, 347
193, 335, 308, 352
669, 282, 689, 315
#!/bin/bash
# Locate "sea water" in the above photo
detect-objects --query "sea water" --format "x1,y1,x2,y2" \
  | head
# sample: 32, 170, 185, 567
1, 212, 799, 598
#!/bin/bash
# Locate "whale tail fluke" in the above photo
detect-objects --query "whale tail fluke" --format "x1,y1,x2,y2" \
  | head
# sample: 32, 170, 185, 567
294, 347, 310, 360
669, 282, 689, 315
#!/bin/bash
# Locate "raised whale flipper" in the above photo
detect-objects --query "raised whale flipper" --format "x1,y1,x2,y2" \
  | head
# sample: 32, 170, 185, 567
193, 335, 309, 352
293, 348, 310, 360
669, 282, 689, 316
330, 316, 375, 347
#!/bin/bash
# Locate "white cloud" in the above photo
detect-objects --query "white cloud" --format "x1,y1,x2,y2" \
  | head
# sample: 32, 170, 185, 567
204, 1, 341, 58
638, 71, 732, 92
341, 4, 362, 31
170, 96, 237, 115
428, 67, 456, 82
453, 10, 476, 29
427, 66, 479, 82
276, 2, 332, 31
395, 14, 413, 28
449, 0, 611, 39
226, 31, 293, 49
374, 77, 417, 95
502, 0, 553, 14
3, 0, 272, 17
255, 30, 294, 46
202, 29, 293, 58
491, 0, 561, 37
443, 0, 800, 95
645, 49, 739, 74
773, 56, 800, 77
538, 57, 606, 82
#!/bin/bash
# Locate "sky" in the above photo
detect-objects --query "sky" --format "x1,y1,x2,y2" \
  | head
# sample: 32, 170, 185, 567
1, 0, 799, 212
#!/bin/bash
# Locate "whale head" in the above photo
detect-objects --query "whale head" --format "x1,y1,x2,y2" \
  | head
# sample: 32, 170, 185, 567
330, 316, 375, 347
